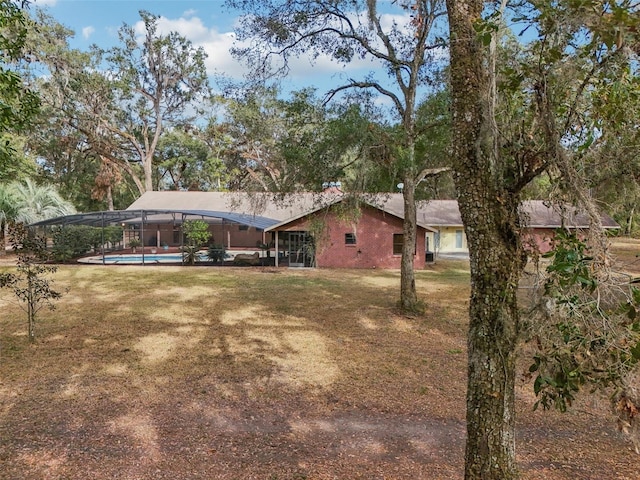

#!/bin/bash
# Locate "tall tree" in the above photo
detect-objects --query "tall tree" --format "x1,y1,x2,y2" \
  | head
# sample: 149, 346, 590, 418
16, 11, 108, 209
0, 0, 40, 177
585, 58, 640, 235
227, 0, 449, 311
0, 0, 40, 255
0, 182, 17, 255
446, 0, 639, 477
221, 86, 347, 192
96, 11, 211, 193
25, 9, 210, 197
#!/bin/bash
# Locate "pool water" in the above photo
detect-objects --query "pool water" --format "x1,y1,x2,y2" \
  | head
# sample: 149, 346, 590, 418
78, 253, 207, 264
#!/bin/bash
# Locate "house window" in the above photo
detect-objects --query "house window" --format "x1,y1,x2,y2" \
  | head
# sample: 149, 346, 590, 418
238, 225, 249, 231
455, 230, 463, 249
434, 231, 441, 249
393, 233, 403, 255
345, 233, 357, 245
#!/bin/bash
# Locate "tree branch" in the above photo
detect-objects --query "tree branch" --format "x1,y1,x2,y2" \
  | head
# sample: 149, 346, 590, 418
417, 166, 451, 183
325, 80, 404, 116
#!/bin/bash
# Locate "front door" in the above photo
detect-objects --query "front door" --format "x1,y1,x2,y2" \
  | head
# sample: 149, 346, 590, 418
288, 231, 313, 267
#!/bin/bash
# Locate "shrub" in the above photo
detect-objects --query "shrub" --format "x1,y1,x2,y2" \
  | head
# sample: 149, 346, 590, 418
207, 243, 226, 264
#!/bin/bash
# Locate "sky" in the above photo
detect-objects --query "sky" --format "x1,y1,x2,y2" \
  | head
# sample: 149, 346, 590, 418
29, 0, 396, 96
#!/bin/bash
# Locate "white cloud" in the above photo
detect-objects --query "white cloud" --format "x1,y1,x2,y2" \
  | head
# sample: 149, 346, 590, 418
32, 0, 57, 6
133, 15, 250, 79
131, 13, 383, 83
129, 8, 426, 92
82, 26, 95, 40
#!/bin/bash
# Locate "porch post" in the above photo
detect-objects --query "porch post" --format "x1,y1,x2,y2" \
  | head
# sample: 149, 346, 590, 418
181, 213, 185, 265
141, 210, 145, 265
274, 231, 279, 267
101, 212, 106, 265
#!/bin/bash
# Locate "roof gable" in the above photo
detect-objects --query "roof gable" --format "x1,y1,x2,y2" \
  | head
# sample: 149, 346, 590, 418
263, 193, 436, 232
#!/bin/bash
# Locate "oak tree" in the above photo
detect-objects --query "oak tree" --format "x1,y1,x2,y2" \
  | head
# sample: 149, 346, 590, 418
446, 0, 640, 477
227, 0, 450, 311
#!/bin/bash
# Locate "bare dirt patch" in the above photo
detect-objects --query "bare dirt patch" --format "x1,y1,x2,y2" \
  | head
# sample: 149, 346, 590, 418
0, 253, 638, 479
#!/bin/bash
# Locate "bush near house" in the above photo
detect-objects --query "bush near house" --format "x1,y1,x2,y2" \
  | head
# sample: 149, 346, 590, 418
51, 225, 123, 262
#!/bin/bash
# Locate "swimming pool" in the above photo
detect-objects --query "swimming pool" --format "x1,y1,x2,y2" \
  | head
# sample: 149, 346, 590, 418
78, 253, 206, 264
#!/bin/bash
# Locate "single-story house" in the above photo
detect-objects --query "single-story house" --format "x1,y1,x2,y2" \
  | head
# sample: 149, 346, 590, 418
123, 191, 433, 269
421, 199, 620, 255
30, 190, 619, 268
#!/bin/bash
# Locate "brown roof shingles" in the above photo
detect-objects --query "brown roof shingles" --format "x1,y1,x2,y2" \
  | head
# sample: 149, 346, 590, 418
127, 192, 619, 230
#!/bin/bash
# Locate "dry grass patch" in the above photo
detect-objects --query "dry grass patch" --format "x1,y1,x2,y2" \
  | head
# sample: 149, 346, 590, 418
0, 260, 638, 479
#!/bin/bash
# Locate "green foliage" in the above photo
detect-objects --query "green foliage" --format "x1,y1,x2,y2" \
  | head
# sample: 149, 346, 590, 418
155, 129, 227, 191
182, 220, 212, 247
207, 243, 226, 264
6, 178, 76, 224
103, 226, 124, 247
543, 230, 597, 298
51, 225, 121, 262
21, 8, 211, 196
221, 86, 336, 192
181, 220, 211, 265
51, 226, 91, 262
0, 222, 62, 341
527, 232, 640, 412
0, 1, 41, 169
128, 238, 141, 249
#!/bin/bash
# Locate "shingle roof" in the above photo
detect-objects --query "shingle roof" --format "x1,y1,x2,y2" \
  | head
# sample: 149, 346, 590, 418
520, 200, 619, 229
127, 191, 338, 225
29, 191, 619, 231
416, 199, 619, 229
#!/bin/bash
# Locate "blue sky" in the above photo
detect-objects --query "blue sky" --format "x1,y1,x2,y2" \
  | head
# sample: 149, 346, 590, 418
30, 0, 397, 95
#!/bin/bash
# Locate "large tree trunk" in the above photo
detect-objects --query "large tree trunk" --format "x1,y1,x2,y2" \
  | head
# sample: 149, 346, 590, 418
0, 221, 6, 256
106, 185, 114, 211
400, 174, 419, 311
447, 0, 525, 477
144, 154, 154, 192
457, 188, 524, 479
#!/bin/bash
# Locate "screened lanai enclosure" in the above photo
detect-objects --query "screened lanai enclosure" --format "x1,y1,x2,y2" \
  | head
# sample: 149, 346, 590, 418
29, 209, 314, 267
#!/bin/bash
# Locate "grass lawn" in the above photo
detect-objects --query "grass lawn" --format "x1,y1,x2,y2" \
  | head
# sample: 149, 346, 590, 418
0, 255, 638, 479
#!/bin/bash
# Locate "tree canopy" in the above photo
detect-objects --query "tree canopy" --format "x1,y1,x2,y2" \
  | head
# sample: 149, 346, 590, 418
22, 9, 211, 200
0, 0, 40, 176
228, 0, 452, 311
446, 0, 640, 477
